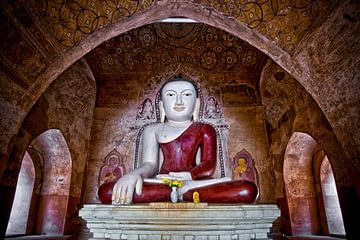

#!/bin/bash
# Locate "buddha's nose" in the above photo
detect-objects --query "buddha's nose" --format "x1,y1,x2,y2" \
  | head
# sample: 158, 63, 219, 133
176, 95, 184, 105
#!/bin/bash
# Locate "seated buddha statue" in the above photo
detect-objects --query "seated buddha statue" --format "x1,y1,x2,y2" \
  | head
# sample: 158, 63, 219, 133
98, 77, 258, 204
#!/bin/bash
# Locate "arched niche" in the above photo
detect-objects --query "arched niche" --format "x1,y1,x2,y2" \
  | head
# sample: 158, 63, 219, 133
284, 132, 347, 237
283, 132, 320, 235
30, 129, 72, 235
320, 156, 345, 235
4, 128, 72, 237
1, 58, 96, 238
6, 151, 35, 236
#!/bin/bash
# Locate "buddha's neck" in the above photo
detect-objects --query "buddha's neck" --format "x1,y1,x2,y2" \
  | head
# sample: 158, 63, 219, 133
165, 119, 192, 127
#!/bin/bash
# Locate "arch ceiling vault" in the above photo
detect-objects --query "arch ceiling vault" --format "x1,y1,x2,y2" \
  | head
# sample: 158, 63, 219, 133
0, 0, 335, 94
0, 0, 358, 192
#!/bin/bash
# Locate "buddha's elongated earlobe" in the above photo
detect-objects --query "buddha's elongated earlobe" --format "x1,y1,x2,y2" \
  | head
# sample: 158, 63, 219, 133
159, 100, 165, 123
193, 98, 200, 122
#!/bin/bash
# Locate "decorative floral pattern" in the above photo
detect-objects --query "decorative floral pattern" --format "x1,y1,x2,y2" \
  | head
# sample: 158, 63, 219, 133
35, 0, 334, 51
85, 23, 267, 74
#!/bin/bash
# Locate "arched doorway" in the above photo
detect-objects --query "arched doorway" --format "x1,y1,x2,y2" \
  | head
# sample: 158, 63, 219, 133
284, 132, 320, 235
31, 129, 72, 235
284, 132, 346, 237
6, 151, 35, 235
320, 157, 345, 236
5, 129, 72, 237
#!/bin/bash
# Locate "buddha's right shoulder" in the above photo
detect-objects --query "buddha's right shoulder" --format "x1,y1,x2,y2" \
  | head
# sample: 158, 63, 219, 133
142, 122, 162, 133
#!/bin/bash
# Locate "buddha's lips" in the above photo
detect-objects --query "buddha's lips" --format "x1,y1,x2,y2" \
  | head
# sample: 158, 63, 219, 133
173, 106, 185, 112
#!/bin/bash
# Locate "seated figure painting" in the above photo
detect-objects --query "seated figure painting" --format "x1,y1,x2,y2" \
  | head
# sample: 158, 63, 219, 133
97, 76, 258, 204
232, 149, 258, 184
98, 149, 125, 187
136, 98, 155, 120
204, 96, 222, 119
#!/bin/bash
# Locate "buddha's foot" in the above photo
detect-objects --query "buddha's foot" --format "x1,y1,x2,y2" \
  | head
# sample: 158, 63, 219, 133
183, 180, 258, 203
97, 181, 171, 204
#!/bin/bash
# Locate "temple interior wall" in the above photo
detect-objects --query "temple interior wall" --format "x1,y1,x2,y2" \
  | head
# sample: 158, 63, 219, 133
0, 60, 96, 235
83, 71, 275, 203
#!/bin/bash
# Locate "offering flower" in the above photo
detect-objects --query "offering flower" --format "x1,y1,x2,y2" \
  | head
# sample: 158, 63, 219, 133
162, 178, 184, 188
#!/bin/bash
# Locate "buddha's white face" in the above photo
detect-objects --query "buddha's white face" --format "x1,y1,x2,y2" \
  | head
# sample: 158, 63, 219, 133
161, 81, 197, 122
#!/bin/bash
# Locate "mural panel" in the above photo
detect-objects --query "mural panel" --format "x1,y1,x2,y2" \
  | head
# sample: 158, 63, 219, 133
34, 0, 335, 51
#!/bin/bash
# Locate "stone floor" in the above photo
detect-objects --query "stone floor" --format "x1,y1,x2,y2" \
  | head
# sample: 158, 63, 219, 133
5, 235, 71, 240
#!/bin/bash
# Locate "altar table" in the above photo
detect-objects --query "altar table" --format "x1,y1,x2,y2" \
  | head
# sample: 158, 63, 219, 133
79, 203, 280, 240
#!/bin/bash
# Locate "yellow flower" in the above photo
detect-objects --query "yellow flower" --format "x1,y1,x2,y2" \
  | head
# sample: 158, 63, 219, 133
162, 178, 170, 184
162, 178, 185, 187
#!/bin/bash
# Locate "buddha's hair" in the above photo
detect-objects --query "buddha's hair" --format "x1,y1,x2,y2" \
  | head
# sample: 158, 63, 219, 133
159, 75, 199, 99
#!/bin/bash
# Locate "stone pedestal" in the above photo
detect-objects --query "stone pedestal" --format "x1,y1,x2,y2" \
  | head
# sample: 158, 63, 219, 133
79, 203, 280, 240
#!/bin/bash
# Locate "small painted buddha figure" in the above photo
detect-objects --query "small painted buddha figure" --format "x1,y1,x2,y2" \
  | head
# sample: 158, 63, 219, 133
98, 77, 258, 204
98, 154, 125, 187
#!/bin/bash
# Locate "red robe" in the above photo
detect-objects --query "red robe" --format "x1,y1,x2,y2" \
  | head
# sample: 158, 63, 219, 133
159, 122, 217, 179
98, 122, 258, 203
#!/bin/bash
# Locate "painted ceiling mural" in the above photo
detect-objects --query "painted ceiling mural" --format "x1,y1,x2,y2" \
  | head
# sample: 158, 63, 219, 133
85, 23, 268, 107
0, 0, 335, 92
34, 0, 335, 51
85, 23, 267, 74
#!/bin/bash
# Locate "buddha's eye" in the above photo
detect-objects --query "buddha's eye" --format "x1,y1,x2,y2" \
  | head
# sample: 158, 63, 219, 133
166, 92, 175, 97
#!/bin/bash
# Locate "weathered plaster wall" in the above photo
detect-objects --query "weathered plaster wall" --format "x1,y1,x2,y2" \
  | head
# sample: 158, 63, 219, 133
292, 1, 360, 174
0, 72, 27, 177
224, 106, 274, 203
0, 60, 96, 236
261, 59, 352, 197
260, 59, 353, 235
25, 147, 43, 235
23, 60, 96, 234
20, 60, 96, 207
312, 148, 329, 235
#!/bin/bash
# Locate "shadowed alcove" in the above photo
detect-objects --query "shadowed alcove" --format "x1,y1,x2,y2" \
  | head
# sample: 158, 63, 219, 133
284, 132, 345, 236
6, 129, 72, 236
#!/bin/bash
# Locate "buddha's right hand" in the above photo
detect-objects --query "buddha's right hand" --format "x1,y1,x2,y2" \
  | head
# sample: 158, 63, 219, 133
112, 173, 143, 205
